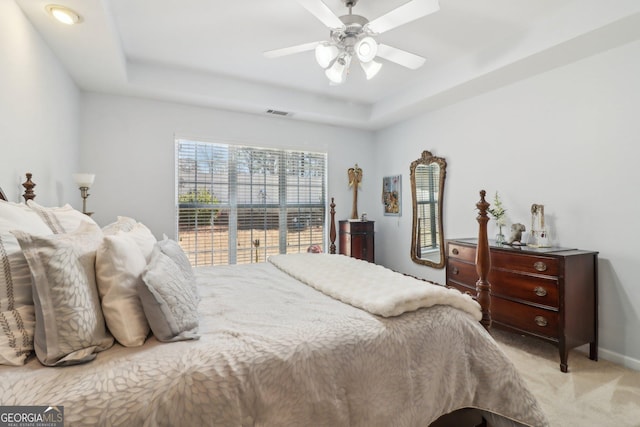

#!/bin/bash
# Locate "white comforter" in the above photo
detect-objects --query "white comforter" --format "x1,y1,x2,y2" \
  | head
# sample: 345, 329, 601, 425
0, 260, 548, 426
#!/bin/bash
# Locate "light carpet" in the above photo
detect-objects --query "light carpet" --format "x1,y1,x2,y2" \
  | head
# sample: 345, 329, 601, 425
492, 329, 640, 427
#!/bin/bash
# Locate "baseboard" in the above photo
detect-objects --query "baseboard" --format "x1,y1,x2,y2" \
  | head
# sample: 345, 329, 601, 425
575, 344, 640, 372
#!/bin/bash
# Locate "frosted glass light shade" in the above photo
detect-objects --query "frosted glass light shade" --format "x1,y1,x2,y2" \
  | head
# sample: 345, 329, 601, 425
73, 173, 95, 188
360, 60, 382, 80
315, 44, 339, 69
355, 37, 378, 63
325, 54, 351, 85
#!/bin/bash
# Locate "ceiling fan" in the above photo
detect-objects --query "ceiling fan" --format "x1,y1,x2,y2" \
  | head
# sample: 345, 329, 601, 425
264, 0, 440, 85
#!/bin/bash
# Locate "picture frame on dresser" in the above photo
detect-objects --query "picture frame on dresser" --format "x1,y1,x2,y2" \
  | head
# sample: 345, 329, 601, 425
445, 238, 598, 373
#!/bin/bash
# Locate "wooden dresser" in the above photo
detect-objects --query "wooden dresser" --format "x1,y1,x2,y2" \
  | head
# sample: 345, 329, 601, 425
339, 220, 375, 263
446, 238, 598, 372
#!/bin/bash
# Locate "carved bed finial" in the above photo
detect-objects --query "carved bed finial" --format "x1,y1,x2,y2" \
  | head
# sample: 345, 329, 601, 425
476, 190, 492, 330
22, 173, 36, 202
329, 197, 337, 254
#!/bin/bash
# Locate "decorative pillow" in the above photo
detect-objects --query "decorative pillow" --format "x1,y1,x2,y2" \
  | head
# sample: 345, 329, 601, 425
27, 200, 98, 234
0, 201, 52, 366
13, 221, 114, 366
156, 237, 198, 300
108, 222, 157, 262
102, 216, 138, 235
95, 233, 150, 347
139, 247, 199, 342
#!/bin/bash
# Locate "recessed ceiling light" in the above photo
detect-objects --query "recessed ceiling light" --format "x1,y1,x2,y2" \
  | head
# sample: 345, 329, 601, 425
45, 5, 82, 25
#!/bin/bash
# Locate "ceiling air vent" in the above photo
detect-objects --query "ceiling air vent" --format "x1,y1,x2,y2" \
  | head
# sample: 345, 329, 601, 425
266, 109, 291, 117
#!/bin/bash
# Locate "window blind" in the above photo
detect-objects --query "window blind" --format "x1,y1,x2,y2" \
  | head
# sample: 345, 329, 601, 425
176, 139, 327, 266
415, 164, 439, 251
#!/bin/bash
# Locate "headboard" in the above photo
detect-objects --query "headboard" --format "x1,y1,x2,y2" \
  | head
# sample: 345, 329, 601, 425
0, 173, 36, 203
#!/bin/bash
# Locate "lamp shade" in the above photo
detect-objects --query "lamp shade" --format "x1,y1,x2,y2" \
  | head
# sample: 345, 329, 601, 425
355, 37, 378, 63
360, 60, 382, 80
315, 44, 339, 69
325, 54, 351, 85
73, 173, 95, 188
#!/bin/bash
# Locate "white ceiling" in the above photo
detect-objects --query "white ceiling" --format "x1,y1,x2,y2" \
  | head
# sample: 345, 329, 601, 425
15, 0, 640, 129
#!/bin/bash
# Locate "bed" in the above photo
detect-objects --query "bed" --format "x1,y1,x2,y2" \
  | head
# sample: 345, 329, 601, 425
0, 174, 548, 427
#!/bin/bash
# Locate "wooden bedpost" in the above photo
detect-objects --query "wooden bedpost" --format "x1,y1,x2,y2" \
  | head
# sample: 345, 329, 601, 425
22, 173, 36, 202
329, 197, 337, 254
476, 190, 492, 330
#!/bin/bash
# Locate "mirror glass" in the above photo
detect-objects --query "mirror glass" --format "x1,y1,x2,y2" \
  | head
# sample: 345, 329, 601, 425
410, 150, 447, 268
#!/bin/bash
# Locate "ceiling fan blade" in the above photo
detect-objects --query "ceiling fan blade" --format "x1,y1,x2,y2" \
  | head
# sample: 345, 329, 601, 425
376, 44, 426, 70
295, 0, 344, 29
366, 0, 440, 34
264, 41, 321, 59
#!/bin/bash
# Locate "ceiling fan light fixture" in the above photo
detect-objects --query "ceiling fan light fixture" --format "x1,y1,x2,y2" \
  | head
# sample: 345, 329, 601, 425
315, 44, 339, 69
360, 60, 382, 80
325, 54, 351, 85
355, 37, 378, 63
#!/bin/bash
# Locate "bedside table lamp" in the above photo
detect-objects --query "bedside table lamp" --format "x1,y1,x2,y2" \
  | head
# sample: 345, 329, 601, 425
73, 173, 95, 215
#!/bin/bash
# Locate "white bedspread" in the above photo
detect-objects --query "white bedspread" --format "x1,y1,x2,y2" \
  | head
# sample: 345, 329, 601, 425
269, 253, 482, 319
0, 261, 548, 427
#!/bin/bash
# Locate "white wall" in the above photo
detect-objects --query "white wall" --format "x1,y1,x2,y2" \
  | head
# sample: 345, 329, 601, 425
79, 94, 375, 240
0, 0, 80, 205
373, 39, 640, 369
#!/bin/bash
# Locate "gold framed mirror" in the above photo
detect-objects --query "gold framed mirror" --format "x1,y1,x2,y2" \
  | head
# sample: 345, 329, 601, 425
410, 150, 447, 268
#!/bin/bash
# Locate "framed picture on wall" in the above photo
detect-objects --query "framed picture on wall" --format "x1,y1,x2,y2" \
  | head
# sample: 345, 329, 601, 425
382, 175, 401, 216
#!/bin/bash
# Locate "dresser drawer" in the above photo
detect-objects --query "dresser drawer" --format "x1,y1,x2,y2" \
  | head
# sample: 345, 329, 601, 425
447, 282, 476, 297
341, 220, 374, 233
490, 269, 559, 308
448, 243, 475, 263
447, 259, 478, 286
492, 297, 558, 339
491, 251, 560, 277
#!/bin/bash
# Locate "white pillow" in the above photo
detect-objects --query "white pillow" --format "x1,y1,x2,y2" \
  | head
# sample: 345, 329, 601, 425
124, 222, 157, 262
27, 200, 98, 234
0, 200, 51, 229
139, 247, 199, 342
96, 233, 150, 347
0, 201, 52, 366
13, 221, 114, 366
102, 216, 138, 235
156, 237, 199, 302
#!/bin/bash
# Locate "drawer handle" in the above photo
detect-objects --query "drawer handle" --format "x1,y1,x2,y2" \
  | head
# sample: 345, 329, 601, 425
534, 316, 548, 327
533, 261, 547, 272
534, 286, 547, 297
451, 267, 459, 275
452, 248, 459, 255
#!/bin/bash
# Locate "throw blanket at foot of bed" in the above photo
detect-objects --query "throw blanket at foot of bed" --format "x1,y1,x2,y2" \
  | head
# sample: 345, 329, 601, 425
268, 253, 481, 320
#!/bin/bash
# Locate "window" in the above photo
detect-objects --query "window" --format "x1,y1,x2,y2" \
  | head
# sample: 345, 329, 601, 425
415, 164, 439, 253
176, 139, 327, 266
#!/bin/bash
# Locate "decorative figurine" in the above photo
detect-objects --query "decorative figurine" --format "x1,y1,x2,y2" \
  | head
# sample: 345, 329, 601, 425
507, 223, 526, 245
348, 164, 362, 219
